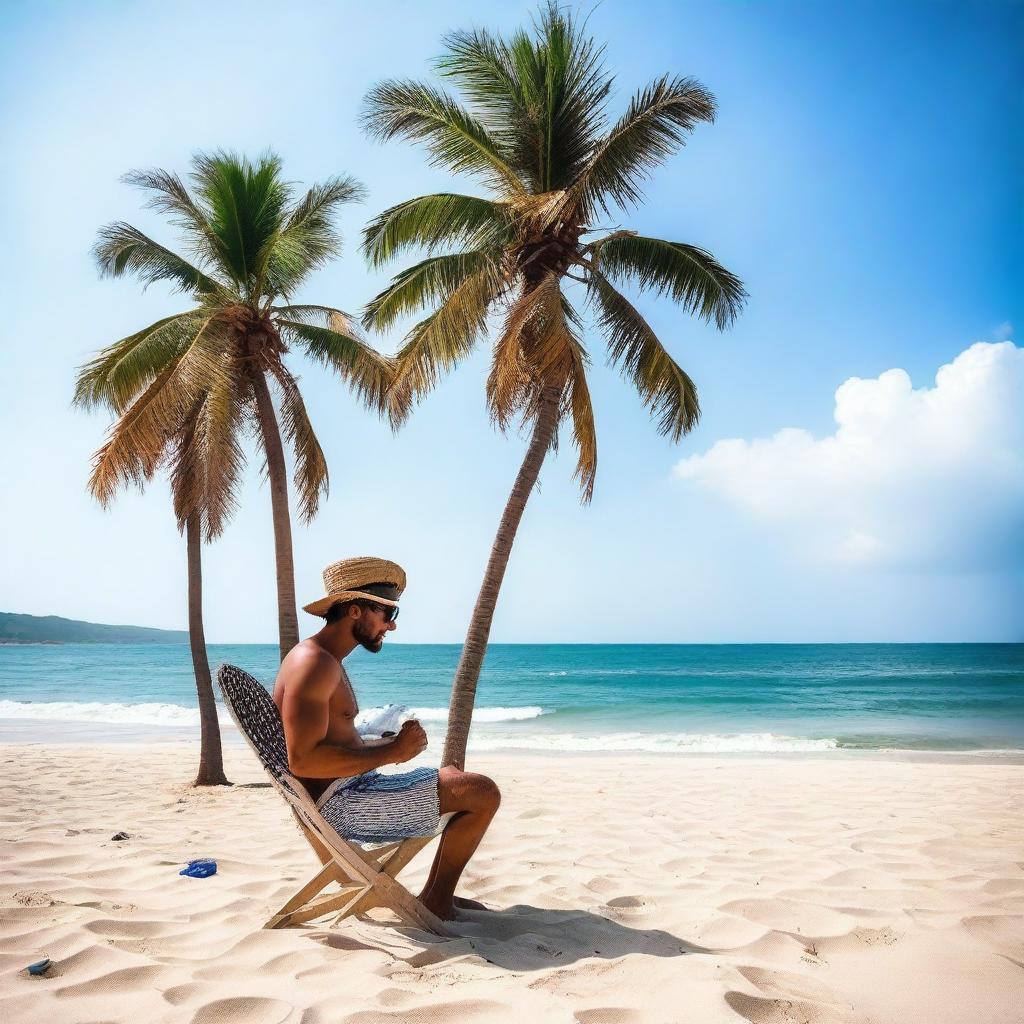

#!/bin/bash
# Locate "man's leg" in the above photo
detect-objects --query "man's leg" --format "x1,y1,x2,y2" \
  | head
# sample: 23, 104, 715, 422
417, 766, 500, 920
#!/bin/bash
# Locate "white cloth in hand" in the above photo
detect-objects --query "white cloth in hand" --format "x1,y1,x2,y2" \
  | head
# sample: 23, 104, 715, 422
355, 704, 415, 740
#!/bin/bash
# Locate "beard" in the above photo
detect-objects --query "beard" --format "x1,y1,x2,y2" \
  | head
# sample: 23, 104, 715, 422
353, 618, 384, 653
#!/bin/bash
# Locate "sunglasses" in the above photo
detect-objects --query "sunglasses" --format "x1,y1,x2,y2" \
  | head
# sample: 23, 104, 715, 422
366, 601, 399, 623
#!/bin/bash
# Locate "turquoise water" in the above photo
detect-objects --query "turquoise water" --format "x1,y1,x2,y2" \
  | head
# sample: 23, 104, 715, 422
1, 643, 1022, 753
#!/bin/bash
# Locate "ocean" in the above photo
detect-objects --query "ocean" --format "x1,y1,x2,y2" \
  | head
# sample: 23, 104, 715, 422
1, 643, 1022, 756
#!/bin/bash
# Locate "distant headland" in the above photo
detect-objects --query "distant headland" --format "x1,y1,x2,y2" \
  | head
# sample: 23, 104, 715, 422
0, 612, 188, 644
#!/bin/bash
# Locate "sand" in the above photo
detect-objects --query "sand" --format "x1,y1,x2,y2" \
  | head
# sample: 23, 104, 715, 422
1, 744, 1022, 1024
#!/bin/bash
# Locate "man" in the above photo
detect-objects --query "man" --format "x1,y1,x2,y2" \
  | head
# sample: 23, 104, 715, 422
273, 556, 500, 921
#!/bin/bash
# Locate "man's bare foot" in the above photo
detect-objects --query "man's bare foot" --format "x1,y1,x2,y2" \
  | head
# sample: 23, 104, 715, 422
416, 892, 490, 920
453, 896, 490, 911
417, 890, 457, 921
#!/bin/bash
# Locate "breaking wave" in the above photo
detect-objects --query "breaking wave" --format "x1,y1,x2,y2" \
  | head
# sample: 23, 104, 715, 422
0, 700, 227, 727
0, 700, 548, 728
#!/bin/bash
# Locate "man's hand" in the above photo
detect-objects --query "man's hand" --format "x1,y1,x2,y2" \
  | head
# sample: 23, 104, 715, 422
390, 719, 427, 763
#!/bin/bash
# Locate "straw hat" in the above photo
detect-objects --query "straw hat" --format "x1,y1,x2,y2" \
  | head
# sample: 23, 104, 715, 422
303, 556, 407, 617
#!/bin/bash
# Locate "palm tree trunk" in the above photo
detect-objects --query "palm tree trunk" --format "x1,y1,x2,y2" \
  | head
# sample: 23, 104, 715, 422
442, 384, 562, 770
250, 368, 300, 660
187, 512, 230, 787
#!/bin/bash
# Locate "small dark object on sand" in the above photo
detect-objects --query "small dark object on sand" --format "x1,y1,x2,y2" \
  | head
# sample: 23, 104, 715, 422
27, 958, 51, 976
111, 832, 129, 841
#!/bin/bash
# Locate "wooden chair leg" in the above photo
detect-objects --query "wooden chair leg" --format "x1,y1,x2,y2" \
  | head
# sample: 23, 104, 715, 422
264, 861, 354, 929
330, 837, 433, 926
268, 884, 372, 928
328, 883, 379, 924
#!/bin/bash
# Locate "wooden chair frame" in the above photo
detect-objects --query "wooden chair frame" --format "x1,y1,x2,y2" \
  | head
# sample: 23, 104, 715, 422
216, 663, 453, 938
266, 771, 453, 936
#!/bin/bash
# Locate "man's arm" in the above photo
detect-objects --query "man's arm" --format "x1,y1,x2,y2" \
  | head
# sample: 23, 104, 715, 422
280, 652, 426, 778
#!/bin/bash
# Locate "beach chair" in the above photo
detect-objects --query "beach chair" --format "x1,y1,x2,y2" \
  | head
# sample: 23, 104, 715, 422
216, 663, 453, 937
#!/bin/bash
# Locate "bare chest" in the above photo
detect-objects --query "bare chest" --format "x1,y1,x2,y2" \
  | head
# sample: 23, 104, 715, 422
323, 675, 359, 743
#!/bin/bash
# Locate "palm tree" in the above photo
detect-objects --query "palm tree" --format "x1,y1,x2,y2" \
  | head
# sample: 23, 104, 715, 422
75, 151, 393, 660
362, 4, 747, 769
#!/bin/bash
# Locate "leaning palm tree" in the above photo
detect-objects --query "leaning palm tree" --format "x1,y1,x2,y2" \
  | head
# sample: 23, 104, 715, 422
74, 151, 393, 659
362, 4, 747, 769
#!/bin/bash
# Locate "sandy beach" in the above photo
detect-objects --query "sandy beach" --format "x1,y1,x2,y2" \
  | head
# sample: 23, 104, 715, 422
1, 744, 1022, 1024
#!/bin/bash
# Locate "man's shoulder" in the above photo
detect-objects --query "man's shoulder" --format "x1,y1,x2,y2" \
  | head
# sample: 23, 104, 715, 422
278, 640, 342, 693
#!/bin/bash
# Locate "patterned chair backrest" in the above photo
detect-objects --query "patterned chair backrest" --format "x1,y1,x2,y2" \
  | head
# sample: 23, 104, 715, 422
216, 663, 289, 780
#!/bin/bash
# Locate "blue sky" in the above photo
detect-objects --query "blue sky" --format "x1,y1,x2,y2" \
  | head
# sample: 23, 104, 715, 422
1, 0, 1021, 642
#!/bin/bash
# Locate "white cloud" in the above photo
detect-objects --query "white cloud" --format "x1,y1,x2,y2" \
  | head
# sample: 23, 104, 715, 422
673, 341, 1024, 570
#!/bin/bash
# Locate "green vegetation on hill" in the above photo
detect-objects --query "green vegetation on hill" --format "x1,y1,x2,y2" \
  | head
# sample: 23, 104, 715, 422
0, 612, 188, 644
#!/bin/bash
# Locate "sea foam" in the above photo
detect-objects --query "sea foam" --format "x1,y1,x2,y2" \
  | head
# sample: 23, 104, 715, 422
467, 731, 840, 753
409, 706, 547, 723
0, 700, 547, 728
0, 700, 223, 727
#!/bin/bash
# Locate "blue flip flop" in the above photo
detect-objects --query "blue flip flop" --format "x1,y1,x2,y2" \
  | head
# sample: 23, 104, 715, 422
179, 858, 217, 878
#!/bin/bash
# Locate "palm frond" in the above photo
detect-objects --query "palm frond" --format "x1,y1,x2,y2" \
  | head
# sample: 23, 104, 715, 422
486, 276, 588, 437
87, 314, 227, 505
190, 150, 291, 293
268, 363, 328, 523
362, 80, 523, 194
574, 76, 715, 216
526, 281, 585, 387
524, 2, 612, 190
485, 278, 556, 431
169, 367, 248, 540
261, 174, 365, 297
363, 250, 497, 332
588, 233, 746, 329
168, 397, 207, 531
501, 279, 595, 497
565, 338, 597, 502
269, 303, 350, 325
441, 5, 611, 191
88, 367, 183, 505
362, 192, 510, 268
74, 310, 205, 413
122, 167, 224, 269
388, 266, 503, 421
278, 315, 393, 415
93, 222, 227, 297
589, 271, 699, 441
437, 25, 525, 126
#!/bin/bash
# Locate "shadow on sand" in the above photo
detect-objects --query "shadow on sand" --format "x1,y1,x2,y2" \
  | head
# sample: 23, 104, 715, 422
316, 902, 711, 971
